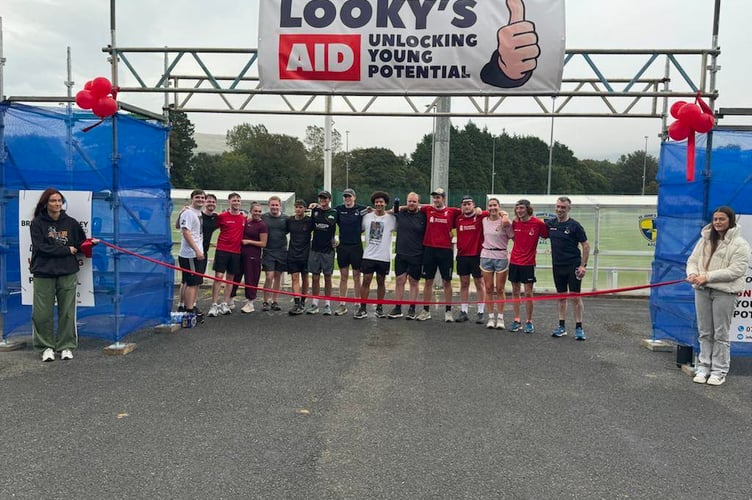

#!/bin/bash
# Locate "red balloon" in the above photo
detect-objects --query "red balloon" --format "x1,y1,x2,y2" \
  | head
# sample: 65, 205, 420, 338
670, 101, 688, 119
677, 103, 701, 126
668, 120, 691, 141
75, 90, 96, 110
89, 76, 112, 98
92, 96, 118, 118
694, 113, 715, 134
84, 80, 93, 90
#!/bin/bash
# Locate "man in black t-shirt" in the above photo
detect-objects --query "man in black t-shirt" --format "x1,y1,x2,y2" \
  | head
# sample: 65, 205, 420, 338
261, 195, 289, 311
306, 191, 338, 315
286, 199, 313, 315
390, 192, 427, 320
333, 188, 368, 316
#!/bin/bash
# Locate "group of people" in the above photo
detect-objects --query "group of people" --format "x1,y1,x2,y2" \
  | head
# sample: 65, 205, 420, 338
177, 187, 593, 341
29, 185, 749, 386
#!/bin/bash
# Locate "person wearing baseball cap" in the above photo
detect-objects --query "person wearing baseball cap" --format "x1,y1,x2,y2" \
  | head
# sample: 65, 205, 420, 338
334, 187, 367, 316
306, 190, 337, 315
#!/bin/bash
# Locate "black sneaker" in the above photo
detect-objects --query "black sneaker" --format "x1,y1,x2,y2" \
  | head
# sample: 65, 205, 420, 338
354, 307, 368, 319
177, 305, 186, 312
456, 311, 469, 322
375, 306, 387, 318
271, 301, 281, 311
406, 306, 417, 320
262, 301, 270, 312
388, 306, 403, 319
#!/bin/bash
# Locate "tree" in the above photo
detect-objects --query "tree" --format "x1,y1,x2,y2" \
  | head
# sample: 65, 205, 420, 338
304, 125, 343, 165
168, 109, 197, 188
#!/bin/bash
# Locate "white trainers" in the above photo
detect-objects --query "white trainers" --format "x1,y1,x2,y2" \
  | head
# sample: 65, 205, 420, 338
445, 311, 454, 323
692, 371, 708, 384
207, 303, 219, 317
416, 309, 431, 321
219, 302, 232, 315
486, 318, 496, 329
495, 317, 506, 330
60, 349, 73, 361
706, 374, 726, 386
241, 301, 255, 314
41, 348, 55, 362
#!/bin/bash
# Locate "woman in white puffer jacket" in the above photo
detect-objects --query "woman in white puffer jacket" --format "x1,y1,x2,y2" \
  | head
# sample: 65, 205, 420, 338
686, 206, 750, 386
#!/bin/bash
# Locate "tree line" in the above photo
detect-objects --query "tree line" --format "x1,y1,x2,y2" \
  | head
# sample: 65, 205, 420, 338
169, 110, 658, 203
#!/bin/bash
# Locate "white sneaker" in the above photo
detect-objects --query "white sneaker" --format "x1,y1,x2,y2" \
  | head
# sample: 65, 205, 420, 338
60, 349, 73, 361
495, 317, 506, 330
219, 303, 232, 315
693, 371, 708, 384
241, 301, 255, 314
207, 303, 219, 317
445, 311, 454, 323
416, 309, 431, 321
486, 318, 496, 329
228, 299, 237, 310
41, 348, 55, 362
706, 375, 726, 386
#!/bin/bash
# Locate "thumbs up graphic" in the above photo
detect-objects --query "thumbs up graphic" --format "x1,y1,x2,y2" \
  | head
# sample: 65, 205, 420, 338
481, 0, 541, 88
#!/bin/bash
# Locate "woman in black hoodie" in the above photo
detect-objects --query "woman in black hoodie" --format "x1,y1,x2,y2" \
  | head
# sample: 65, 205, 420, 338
30, 188, 93, 362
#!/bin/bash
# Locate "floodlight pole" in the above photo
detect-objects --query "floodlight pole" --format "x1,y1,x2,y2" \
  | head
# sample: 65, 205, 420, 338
546, 97, 556, 195
491, 136, 496, 195
345, 130, 350, 189
641, 135, 648, 195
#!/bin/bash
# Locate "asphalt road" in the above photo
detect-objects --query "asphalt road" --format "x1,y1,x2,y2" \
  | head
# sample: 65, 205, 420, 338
2, 295, 752, 499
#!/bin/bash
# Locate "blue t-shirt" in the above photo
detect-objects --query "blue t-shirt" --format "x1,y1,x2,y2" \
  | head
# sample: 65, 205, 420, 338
335, 204, 367, 245
546, 217, 587, 266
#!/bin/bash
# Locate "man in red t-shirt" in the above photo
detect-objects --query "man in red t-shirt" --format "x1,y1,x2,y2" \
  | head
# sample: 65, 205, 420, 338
416, 188, 462, 323
207, 193, 246, 317
508, 199, 549, 333
454, 195, 487, 323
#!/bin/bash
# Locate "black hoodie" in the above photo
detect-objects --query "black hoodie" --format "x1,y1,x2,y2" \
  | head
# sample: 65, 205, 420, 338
30, 210, 88, 278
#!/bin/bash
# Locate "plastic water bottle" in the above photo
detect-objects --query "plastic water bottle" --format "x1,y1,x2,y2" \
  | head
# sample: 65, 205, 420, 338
575, 267, 585, 280
170, 312, 184, 324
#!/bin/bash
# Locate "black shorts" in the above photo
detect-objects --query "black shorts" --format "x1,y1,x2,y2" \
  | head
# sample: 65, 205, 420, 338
456, 255, 482, 278
508, 264, 536, 284
360, 258, 390, 277
337, 243, 363, 270
394, 254, 423, 281
422, 247, 453, 281
262, 249, 287, 272
286, 259, 308, 274
213, 250, 242, 276
179, 256, 207, 287
553, 264, 582, 293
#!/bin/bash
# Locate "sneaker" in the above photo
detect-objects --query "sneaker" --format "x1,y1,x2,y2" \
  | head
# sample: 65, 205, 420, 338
445, 311, 455, 323
575, 327, 586, 341
271, 301, 281, 311
207, 303, 219, 317
551, 326, 568, 338
706, 375, 726, 386
476, 312, 484, 324
375, 306, 386, 318
305, 304, 319, 315
193, 306, 204, 319
509, 320, 522, 332
416, 309, 431, 321
289, 304, 304, 316
693, 371, 709, 384
354, 307, 368, 319
241, 301, 255, 314
406, 307, 417, 320
524, 321, 535, 334
456, 311, 469, 322
177, 305, 186, 312
60, 349, 73, 361
388, 306, 403, 319
41, 348, 55, 362
227, 299, 236, 311
219, 302, 232, 315
334, 304, 348, 316
262, 301, 270, 312
322, 304, 332, 316
486, 318, 496, 329
495, 318, 506, 330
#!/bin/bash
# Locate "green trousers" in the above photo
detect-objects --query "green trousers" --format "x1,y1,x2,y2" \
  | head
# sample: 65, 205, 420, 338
32, 273, 79, 351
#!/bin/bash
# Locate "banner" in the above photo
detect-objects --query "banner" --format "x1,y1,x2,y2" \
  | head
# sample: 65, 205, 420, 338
258, 0, 565, 93
730, 214, 752, 342
19, 191, 96, 307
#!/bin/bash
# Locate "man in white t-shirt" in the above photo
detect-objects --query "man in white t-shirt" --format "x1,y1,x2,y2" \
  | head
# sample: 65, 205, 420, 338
354, 191, 396, 319
178, 189, 206, 318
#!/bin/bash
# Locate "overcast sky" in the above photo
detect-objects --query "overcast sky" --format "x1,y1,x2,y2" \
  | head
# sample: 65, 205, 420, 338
3, 0, 750, 160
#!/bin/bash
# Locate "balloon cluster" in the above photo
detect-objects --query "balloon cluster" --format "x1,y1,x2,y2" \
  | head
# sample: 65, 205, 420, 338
75, 77, 118, 118
667, 93, 715, 182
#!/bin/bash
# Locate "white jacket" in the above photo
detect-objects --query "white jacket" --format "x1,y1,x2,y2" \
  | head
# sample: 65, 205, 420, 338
686, 224, 751, 293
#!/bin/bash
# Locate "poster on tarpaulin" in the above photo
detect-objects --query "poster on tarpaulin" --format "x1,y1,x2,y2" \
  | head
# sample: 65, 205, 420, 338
730, 214, 752, 342
258, 0, 565, 93
18, 191, 96, 307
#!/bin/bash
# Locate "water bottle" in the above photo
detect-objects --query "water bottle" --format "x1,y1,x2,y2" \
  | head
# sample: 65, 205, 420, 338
170, 312, 184, 324
575, 266, 585, 280
181, 312, 197, 328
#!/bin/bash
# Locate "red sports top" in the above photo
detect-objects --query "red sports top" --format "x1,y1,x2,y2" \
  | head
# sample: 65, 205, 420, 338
421, 205, 461, 249
455, 213, 486, 257
215, 211, 247, 253
510, 217, 549, 266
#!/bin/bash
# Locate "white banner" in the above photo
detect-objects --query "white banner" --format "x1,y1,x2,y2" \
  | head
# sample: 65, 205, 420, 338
730, 214, 752, 342
258, 0, 565, 93
19, 191, 95, 307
